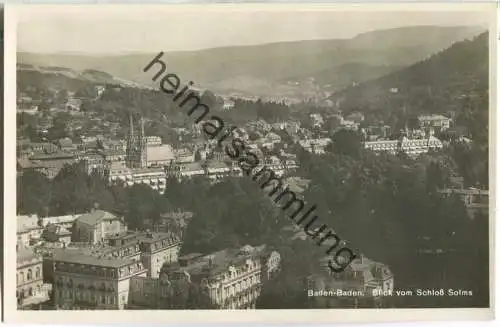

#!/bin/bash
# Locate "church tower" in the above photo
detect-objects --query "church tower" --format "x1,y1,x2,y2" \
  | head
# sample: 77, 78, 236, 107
126, 114, 147, 169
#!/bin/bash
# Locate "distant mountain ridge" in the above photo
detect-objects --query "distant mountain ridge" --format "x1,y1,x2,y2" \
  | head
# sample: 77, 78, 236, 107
18, 25, 485, 96
330, 32, 489, 119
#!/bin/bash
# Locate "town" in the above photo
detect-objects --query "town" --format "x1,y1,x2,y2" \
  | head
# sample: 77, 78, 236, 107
16, 29, 489, 310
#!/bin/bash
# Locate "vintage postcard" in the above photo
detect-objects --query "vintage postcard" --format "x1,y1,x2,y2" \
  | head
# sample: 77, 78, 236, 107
3, 2, 496, 324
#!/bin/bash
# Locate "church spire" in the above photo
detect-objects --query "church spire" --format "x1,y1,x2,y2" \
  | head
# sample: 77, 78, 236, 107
140, 116, 145, 139
129, 114, 134, 139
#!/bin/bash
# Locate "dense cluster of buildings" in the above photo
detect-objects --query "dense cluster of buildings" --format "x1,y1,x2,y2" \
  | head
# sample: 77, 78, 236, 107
129, 245, 280, 309
16, 72, 487, 311
16, 207, 284, 310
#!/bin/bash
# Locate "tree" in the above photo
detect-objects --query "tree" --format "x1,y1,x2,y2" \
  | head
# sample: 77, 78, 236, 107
328, 129, 362, 158
17, 170, 52, 215
407, 116, 420, 130
50, 162, 92, 215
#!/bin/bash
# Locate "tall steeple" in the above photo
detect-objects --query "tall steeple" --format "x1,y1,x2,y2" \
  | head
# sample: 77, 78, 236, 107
126, 113, 147, 169
140, 116, 145, 139
129, 114, 134, 139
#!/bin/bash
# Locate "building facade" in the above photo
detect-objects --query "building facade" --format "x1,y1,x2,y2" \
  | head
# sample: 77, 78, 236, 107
17, 248, 44, 305
128, 245, 281, 309
307, 255, 394, 308
72, 210, 127, 244
139, 232, 181, 278
52, 252, 147, 309
364, 135, 443, 157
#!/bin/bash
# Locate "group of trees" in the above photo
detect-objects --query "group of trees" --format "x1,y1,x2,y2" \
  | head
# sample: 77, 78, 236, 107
164, 176, 288, 256
17, 162, 168, 230
288, 130, 488, 307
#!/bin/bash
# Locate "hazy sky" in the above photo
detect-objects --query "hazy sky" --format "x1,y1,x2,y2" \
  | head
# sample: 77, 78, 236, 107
15, 5, 492, 54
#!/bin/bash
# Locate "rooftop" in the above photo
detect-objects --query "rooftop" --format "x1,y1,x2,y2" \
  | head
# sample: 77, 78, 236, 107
17, 247, 41, 264
139, 231, 180, 244
30, 152, 76, 161
147, 144, 174, 162
76, 210, 118, 226
166, 244, 267, 277
17, 215, 42, 234
180, 162, 204, 171
52, 251, 134, 268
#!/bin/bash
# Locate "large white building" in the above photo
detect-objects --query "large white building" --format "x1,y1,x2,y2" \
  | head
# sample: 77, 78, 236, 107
52, 252, 147, 309
364, 135, 443, 157
108, 165, 167, 193
418, 114, 452, 131
299, 138, 332, 155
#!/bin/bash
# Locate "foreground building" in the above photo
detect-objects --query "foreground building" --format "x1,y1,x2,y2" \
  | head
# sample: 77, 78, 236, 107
139, 231, 182, 278
17, 248, 45, 306
307, 255, 394, 308
128, 244, 280, 309
52, 252, 147, 309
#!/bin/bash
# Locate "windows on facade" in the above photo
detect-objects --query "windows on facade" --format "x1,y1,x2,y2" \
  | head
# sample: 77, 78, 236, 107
35, 267, 41, 279
27, 269, 33, 281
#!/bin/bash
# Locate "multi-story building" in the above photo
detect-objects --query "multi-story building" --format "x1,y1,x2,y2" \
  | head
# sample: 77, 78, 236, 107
205, 160, 231, 181
17, 215, 44, 248
364, 134, 443, 157
108, 165, 167, 193
83, 152, 108, 175
169, 162, 205, 180
41, 214, 79, 230
221, 98, 235, 111
17, 248, 44, 306
306, 255, 394, 308
128, 245, 280, 309
298, 138, 332, 155
146, 144, 175, 168
145, 136, 162, 147
139, 232, 181, 278
72, 210, 127, 244
174, 148, 195, 164
102, 149, 126, 167
418, 114, 452, 131
52, 252, 147, 309
28, 152, 78, 179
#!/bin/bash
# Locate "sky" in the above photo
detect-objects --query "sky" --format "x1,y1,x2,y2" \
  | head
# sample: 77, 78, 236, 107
15, 4, 493, 54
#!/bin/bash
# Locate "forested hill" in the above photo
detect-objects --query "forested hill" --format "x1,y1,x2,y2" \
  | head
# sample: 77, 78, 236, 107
331, 32, 488, 118
18, 26, 483, 94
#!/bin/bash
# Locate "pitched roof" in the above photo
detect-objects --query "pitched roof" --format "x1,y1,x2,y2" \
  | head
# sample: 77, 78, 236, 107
76, 210, 118, 226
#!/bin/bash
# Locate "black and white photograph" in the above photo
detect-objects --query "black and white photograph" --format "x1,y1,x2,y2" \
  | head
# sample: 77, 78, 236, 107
3, 2, 496, 323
